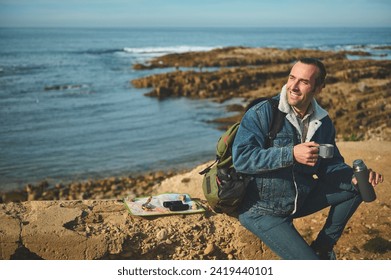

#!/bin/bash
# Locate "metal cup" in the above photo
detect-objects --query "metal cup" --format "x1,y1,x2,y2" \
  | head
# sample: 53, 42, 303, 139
319, 144, 334, 159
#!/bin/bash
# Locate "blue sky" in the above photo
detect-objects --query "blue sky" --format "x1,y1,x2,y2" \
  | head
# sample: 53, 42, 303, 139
0, 0, 390, 28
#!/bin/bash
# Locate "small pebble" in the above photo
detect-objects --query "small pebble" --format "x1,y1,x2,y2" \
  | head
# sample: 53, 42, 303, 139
157, 229, 168, 240
204, 243, 215, 255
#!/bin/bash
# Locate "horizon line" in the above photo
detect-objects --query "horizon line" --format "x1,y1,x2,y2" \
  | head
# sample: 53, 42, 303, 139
1, 26, 391, 29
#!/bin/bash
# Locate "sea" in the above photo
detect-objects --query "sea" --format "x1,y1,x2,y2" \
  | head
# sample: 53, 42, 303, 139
1, 27, 390, 192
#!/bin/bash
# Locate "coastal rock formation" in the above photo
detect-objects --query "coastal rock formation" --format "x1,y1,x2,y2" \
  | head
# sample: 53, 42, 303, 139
0, 171, 175, 204
131, 47, 391, 141
132, 47, 348, 69
1, 141, 390, 260
132, 65, 290, 100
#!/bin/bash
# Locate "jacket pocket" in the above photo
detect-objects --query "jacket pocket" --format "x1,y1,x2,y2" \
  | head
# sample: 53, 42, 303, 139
272, 132, 295, 148
255, 168, 296, 213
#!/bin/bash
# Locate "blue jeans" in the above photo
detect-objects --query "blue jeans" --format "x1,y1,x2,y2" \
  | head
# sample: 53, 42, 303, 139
238, 179, 362, 260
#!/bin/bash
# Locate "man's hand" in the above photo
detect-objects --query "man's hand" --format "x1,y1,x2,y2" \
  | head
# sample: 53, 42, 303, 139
352, 169, 384, 187
293, 141, 320, 167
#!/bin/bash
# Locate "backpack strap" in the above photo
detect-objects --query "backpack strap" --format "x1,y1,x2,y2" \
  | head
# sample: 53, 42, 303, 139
199, 97, 286, 176
265, 98, 286, 148
199, 158, 218, 175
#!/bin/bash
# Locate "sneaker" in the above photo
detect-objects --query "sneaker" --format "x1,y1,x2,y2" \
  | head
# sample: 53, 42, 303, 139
310, 241, 337, 260
328, 250, 337, 260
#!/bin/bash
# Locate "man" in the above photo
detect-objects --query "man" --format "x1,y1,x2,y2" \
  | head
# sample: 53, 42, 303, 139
232, 58, 384, 260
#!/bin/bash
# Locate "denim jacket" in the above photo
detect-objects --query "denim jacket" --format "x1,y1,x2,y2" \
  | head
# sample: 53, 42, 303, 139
232, 85, 354, 216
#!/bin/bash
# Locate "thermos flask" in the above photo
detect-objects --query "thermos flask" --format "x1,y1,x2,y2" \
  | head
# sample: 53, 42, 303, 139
353, 159, 376, 202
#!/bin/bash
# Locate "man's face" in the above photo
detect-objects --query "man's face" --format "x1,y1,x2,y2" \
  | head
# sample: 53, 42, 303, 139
286, 62, 322, 116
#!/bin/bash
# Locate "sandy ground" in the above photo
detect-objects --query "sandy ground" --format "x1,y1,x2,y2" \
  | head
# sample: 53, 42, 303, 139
1, 141, 389, 260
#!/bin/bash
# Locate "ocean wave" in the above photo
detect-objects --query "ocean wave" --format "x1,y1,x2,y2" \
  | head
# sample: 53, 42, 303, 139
81, 49, 124, 55
85, 44, 390, 58
0, 64, 47, 76
310, 44, 390, 60
80, 46, 217, 58
123, 46, 216, 55
44, 84, 90, 91
316, 43, 390, 51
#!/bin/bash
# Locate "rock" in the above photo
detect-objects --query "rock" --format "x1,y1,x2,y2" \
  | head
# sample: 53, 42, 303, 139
157, 229, 168, 240
132, 47, 346, 69
1, 191, 27, 203
204, 243, 215, 255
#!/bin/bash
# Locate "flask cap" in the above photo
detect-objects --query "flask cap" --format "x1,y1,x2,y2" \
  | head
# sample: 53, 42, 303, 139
353, 159, 366, 172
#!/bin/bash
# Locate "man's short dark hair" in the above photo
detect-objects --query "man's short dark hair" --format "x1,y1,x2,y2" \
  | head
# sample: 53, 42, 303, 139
298, 58, 327, 88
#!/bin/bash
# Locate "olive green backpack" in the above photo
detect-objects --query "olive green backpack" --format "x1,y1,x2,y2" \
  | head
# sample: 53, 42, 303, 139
199, 98, 286, 214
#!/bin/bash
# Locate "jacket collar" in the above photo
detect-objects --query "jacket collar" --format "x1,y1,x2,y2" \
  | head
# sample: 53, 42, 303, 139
278, 85, 329, 142
278, 84, 328, 121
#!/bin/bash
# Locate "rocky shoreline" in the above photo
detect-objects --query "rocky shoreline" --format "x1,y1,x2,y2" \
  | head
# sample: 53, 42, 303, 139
0, 170, 177, 204
132, 47, 391, 141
